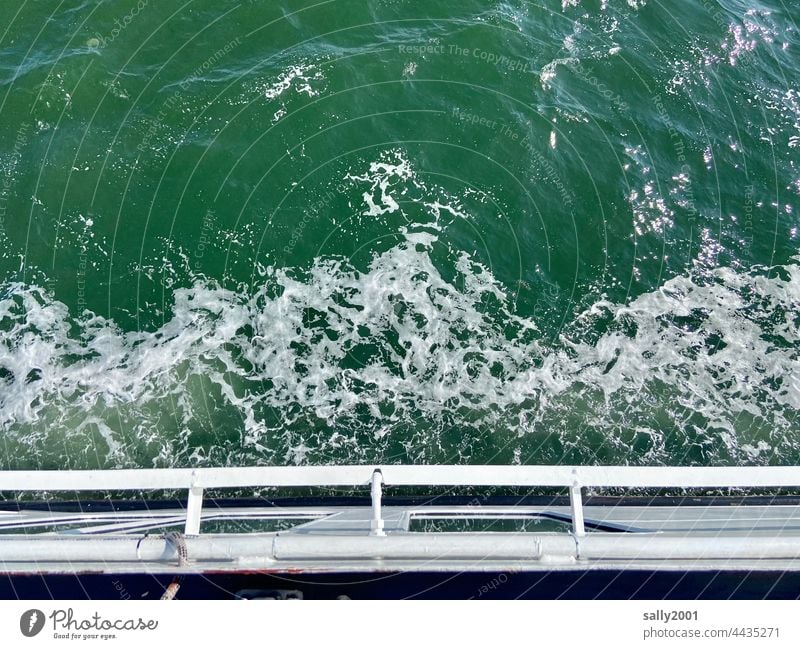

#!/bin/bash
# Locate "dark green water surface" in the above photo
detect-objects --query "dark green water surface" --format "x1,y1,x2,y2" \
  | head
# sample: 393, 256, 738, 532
0, 0, 798, 470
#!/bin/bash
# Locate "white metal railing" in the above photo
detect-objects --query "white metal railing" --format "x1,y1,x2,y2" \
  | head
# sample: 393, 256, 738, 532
0, 465, 798, 537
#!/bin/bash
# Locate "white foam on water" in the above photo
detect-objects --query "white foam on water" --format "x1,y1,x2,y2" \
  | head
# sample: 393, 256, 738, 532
262, 62, 325, 101
1, 238, 798, 469
668, 9, 788, 96
345, 155, 412, 217
539, 57, 577, 91
342, 150, 473, 240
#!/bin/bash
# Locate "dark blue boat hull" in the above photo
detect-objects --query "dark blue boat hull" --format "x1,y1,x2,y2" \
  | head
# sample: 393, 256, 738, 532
3, 570, 799, 600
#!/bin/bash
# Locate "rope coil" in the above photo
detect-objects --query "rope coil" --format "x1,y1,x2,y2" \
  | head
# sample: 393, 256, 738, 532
160, 532, 188, 600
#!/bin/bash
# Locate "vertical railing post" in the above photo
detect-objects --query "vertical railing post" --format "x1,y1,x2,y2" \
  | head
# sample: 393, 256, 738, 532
370, 469, 385, 536
569, 470, 586, 537
185, 472, 204, 536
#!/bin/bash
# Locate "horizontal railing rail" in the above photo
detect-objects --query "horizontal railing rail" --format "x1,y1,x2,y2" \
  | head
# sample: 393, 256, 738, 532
1, 465, 798, 537
1, 465, 799, 490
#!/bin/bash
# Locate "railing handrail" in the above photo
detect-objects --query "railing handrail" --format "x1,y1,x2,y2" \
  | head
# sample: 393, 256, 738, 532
1, 465, 798, 538
0, 464, 798, 491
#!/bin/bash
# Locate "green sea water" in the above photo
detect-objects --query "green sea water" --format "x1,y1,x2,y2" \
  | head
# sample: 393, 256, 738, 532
0, 0, 798, 471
